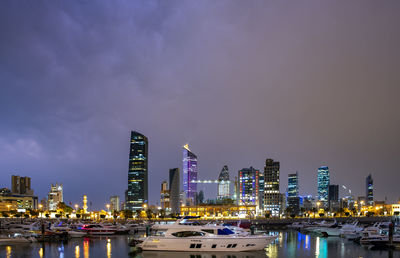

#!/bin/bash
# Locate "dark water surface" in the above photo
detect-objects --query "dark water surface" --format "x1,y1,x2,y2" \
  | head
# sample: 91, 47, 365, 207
0, 231, 399, 258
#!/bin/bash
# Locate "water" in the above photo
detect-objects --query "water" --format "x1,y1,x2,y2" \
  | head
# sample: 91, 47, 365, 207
0, 231, 399, 258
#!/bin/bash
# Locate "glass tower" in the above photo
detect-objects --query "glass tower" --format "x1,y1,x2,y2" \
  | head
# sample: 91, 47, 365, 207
288, 172, 299, 198
366, 174, 373, 205
183, 144, 197, 205
217, 165, 230, 199
169, 168, 180, 214
317, 166, 330, 204
238, 167, 260, 207
126, 131, 148, 211
264, 159, 280, 216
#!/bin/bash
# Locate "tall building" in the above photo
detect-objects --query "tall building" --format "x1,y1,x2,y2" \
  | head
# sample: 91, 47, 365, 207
126, 131, 148, 211
169, 168, 180, 214
47, 183, 63, 211
287, 172, 300, 215
217, 165, 230, 199
238, 167, 260, 207
328, 184, 339, 210
110, 196, 120, 212
317, 166, 330, 206
366, 174, 373, 205
182, 144, 197, 205
11, 175, 33, 195
160, 181, 170, 211
264, 159, 281, 217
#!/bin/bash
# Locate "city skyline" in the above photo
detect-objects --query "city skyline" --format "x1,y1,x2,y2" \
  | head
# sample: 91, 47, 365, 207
1, 1, 400, 209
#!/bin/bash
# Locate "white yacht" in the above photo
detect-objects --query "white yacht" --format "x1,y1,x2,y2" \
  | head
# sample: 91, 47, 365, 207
136, 221, 277, 251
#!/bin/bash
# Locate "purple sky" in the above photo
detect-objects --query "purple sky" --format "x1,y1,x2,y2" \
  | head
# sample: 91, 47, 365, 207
1, 1, 399, 210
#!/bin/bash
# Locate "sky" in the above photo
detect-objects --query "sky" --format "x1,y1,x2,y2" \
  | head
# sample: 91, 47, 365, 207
1, 1, 400, 210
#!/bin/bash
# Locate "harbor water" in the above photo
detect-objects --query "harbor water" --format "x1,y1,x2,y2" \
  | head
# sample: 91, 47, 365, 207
0, 230, 399, 258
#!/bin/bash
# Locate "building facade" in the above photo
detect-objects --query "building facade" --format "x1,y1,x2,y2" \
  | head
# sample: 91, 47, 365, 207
160, 181, 170, 211
11, 175, 33, 195
264, 159, 281, 217
169, 168, 180, 214
110, 196, 120, 212
366, 174, 373, 205
48, 183, 63, 211
328, 184, 339, 210
287, 172, 300, 215
238, 167, 260, 207
317, 166, 330, 206
182, 144, 198, 206
217, 165, 230, 199
126, 131, 148, 211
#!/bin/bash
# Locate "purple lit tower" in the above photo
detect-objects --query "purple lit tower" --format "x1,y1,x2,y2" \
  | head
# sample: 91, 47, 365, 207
183, 144, 198, 206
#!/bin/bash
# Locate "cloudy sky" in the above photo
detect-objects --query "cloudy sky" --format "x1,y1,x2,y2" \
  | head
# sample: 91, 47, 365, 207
1, 1, 399, 209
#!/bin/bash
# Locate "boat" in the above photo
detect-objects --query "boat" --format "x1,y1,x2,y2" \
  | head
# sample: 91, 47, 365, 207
81, 224, 116, 235
0, 235, 36, 245
68, 230, 87, 237
340, 221, 363, 240
135, 220, 277, 251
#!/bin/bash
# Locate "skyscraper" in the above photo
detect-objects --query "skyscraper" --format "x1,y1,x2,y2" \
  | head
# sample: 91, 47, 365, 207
264, 159, 281, 217
238, 167, 260, 207
328, 184, 339, 209
11, 175, 33, 195
287, 172, 300, 215
169, 168, 180, 214
366, 174, 373, 205
160, 181, 170, 211
317, 166, 330, 206
126, 131, 148, 211
182, 144, 197, 205
48, 183, 63, 211
217, 165, 230, 199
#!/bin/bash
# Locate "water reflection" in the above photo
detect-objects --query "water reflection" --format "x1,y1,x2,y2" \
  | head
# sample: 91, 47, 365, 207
83, 239, 89, 258
6, 246, 11, 258
107, 238, 112, 258
139, 251, 267, 258
39, 247, 44, 257
75, 245, 80, 258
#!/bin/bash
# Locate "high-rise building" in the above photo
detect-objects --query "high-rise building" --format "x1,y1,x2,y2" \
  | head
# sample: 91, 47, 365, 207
110, 196, 120, 212
160, 181, 170, 211
11, 175, 33, 195
126, 131, 148, 211
287, 172, 300, 215
317, 166, 330, 206
366, 174, 373, 205
169, 168, 180, 214
47, 183, 63, 211
217, 165, 230, 199
182, 144, 197, 205
238, 167, 260, 207
258, 173, 265, 210
264, 159, 281, 217
328, 184, 339, 210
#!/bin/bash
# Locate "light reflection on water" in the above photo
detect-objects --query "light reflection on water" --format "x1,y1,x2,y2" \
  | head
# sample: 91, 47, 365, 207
0, 231, 399, 258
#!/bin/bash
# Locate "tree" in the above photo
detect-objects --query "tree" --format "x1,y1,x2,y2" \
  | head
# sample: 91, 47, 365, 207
57, 202, 73, 213
146, 209, 153, 219
122, 209, 133, 219
159, 209, 166, 219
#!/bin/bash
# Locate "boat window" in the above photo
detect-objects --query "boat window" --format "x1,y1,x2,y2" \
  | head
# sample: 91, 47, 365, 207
217, 228, 235, 235
154, 230, 167, 236
190, 244, 196, 248
201, 229, 214, 234
227, 244, 232, 248
211, 244, 217, 248
232, 244, 237, 248
172, 231, 205, 237
196, 244, 202, 248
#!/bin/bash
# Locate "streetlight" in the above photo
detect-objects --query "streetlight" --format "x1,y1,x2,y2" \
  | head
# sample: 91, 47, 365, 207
106, 204, 110, 212
38, 204, 43, 218
75, 204, 79, 211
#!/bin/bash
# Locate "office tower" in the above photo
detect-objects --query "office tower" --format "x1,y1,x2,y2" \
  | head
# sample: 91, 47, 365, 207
317, 166, 330, 206
160, 181, 170, 210
11, 175, 33, 195
287, 172, 300, 215
258, 173, 265, 210
110, 196, 120, 212
238, 167, 260, 206
366, 174, 373, 205
47, 183, 63, 211
126, 131, 148, 211
264, 159, 281, 217
233, 176, 238, 204
169, 168, 180, 214
182, 144, 197, 205
217, 165, 230, 199
328, 185, 339, 203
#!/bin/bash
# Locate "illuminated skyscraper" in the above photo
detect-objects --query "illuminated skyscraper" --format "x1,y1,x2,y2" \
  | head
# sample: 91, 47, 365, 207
264, 159, 280, 216
182, 144, 197, 205
160, 181, 170, 211
317, 166, 330, 205
238, 167, 260, 207
47, 183, 63, 211
366, 174, 373, 205
110, 196, 120, 212
217, 165, 230, 199
126, 131, 148, 211
287, 172, 300, 214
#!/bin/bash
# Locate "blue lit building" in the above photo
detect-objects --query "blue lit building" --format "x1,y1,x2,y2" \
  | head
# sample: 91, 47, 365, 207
217, 165, 230, 199
366, 174, 373, 205
264, 159, 281, 216
317, 166, 330, 206
238, 167, 260, 207
126, 131, 148, 211
287, 172, 300, 214
183, 144, 198, 205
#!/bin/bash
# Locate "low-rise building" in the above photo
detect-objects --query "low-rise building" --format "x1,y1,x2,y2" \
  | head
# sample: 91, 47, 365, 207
180, 204, 257, 218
